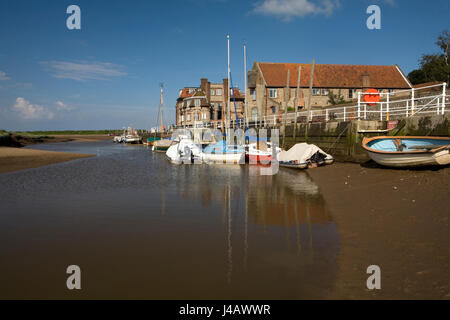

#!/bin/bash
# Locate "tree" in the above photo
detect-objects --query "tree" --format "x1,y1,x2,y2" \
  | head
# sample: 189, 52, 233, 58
328, 90, 345, 105
408, 30, 450, 85
436, 29, 449, 67
407, 69, 426, 85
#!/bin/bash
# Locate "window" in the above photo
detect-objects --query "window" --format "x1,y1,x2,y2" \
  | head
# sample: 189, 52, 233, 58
195, 113, 200, 121
188, 88, 194, 93
195, 99, 200, 107
271, 106, 277, 114
180, 115, 184, 122
349, 89, 353, 99
202, 113, 207, 120
187, 114, 191, 121
216, 89, 222, 96
312, 88, 320, 96
269, 89, 277, 98
321, 89, 329, 96
210, 89, 215, 96
251, 108, 258, 122
251, 89, 256, 101
186, 100, 191, 107
217, 105, 222, 120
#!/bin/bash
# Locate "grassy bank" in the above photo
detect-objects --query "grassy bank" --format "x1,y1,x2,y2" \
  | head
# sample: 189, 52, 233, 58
0, 132, 56, 147
15, 130, 115, 136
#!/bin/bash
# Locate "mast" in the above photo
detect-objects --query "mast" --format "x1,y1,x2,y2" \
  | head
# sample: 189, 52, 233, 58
244, 43, 248, 129
227, 35, 230, 129
160, 83, 164, 133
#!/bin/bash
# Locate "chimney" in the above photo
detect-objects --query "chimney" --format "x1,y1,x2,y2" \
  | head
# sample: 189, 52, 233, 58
200, 78, 208, 93
361, 74, 371, 88
223, 78, 229, 103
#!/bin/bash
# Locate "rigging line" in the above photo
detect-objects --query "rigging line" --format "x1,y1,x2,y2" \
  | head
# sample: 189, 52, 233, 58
230, 73, 240, 128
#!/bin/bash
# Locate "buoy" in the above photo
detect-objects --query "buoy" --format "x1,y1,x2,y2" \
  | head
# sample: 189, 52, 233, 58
363, 88, 380, 106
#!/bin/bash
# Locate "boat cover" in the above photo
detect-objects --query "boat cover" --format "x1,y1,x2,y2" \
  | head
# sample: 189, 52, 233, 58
277, 143, 332, 164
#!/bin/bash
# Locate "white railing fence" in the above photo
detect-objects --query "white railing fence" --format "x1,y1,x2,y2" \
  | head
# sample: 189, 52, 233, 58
175, 83, 448, 129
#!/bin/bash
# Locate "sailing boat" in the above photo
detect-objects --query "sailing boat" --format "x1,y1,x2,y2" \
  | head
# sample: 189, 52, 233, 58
152, 84, 173, 152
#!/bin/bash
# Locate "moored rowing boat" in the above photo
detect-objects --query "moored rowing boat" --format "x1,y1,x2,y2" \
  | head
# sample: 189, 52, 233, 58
362, 136, 450, 167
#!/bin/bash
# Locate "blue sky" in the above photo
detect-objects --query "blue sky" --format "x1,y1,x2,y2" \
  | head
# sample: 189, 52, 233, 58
0, 0, 448, 131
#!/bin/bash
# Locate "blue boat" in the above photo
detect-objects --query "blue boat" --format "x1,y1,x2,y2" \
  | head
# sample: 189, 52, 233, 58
362, 136, 450, 167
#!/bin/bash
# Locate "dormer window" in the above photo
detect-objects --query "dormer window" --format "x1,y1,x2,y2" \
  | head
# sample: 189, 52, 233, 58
195, 99, 201, 107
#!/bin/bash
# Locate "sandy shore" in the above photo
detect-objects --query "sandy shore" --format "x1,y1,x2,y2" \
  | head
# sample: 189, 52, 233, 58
307, 162, 450, 299
22, 134, 111, 146
0, 147, 95, 174
0, 135, 108, 173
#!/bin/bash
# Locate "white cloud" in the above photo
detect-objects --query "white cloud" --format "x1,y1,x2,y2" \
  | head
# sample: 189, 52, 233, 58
55, 100, 75, 111
12, 97, 55, 120
0, 70, 10, 81
253, 0, 340, 20
43, 61, 127, 81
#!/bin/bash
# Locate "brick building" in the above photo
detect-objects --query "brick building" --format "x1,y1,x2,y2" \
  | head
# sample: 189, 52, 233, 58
176, 78, 245, 127
246, 62, 412, 122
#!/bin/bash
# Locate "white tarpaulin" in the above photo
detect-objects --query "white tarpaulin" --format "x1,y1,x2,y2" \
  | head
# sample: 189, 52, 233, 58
277, 143, 333, 164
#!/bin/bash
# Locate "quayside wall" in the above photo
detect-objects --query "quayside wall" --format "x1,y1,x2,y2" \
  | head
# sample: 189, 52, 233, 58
280, 114, 450, 163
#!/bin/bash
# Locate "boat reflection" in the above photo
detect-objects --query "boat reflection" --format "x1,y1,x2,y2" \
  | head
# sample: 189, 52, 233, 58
161, 163, 337, 288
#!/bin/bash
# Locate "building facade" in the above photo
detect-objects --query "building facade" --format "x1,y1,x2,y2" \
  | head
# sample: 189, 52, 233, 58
176, 78, 245, 127
246, 62, 412, 122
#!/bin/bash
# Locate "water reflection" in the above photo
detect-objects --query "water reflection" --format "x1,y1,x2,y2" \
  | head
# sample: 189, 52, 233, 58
155, 156, 337, 290
0, 141, 339, 299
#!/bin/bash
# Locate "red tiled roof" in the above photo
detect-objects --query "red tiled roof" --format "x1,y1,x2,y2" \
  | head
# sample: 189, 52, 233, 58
257, 62, 411, 89
179, 88, 195, 99
231, 88, 244, 99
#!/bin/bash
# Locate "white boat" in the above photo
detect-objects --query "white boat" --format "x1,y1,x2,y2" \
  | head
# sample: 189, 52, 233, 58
123, 135, 141, 144
152, 139, 173, 152
166, 135, 202, 164
277, 143, 334, 169
201, 141, 245, 164
113, 135, 124, 143
362, 136, 450, 167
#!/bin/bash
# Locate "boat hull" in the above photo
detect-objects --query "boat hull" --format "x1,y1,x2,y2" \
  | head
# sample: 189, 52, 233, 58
202, 152, 245, 165
247, 154, 276, 165
279, 162, 308, 170
152, 146, 170, 152
363, 136, 450, 168
366, 149, 450, 167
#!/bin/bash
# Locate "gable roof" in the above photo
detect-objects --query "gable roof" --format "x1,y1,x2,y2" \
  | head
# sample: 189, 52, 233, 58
256, 62, 411, 89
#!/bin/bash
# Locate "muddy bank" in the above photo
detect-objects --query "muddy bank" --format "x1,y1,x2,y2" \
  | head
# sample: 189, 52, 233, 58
306, 162, 450, 299
0, 133, 111, 147
0, 147, 95, 174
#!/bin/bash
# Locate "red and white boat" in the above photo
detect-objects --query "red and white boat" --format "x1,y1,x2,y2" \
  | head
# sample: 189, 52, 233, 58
246, 142, 281, 165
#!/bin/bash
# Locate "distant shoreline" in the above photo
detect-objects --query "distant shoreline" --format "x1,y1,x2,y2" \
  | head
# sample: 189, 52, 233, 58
0, 146, 95, 174
0, 132, 112, 148
0, 134, 111, 174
